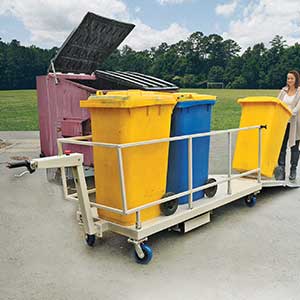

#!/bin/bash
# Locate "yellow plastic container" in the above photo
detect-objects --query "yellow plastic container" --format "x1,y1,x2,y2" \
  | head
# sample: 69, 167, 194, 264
233, 97, 292, 178
80, 90, 176, 226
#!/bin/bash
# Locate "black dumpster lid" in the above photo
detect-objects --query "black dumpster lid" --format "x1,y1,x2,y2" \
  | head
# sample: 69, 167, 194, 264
49, 12, 135, 74
95, 70, 179, 91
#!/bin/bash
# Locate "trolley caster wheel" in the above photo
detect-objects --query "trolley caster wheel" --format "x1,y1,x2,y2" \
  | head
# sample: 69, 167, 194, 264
85, 234, 96, 247
134, 243, 153, 264
178, 222, 185, 234
160, 192, 178, 216
204, 178, 218, 198
245, 195, 256, 208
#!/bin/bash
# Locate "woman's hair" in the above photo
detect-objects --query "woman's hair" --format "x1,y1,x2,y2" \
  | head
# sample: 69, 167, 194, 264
288, 70, 300, 88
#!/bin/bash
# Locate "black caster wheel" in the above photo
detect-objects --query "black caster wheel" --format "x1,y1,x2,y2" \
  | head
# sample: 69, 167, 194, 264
204, 178, 218, 198
85, 234, 96, 247
134, 243, 153, 264
178, 222, 185, 234
245, 195, 257, 208
160, 192, 178, 216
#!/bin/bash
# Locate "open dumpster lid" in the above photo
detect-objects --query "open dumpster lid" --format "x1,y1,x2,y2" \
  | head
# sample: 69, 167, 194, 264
95, 70, 179, 91
49, 12, 135, 74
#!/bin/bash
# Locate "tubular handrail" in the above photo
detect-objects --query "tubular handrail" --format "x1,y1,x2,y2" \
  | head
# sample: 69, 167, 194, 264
57, 125, 264, 229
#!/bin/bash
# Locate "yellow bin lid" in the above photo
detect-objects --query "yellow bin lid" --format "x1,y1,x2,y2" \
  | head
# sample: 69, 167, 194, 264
237, 96, 291, 115
172, 93, 217, 102
80, 90, 176, 108
98, 91, 217, 101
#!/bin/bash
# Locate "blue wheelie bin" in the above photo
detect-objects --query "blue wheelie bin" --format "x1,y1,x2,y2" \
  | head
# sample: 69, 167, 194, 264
166, 93, 216, 205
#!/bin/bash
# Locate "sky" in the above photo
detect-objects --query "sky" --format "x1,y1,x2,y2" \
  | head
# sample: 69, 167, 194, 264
0, 0, 300, 51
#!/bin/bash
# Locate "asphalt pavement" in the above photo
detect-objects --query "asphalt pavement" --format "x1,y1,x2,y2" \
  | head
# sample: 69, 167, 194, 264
1, 131, 300, 300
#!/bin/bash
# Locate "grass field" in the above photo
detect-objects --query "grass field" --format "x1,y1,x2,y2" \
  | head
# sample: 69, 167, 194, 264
0, 90, 38, 131
0, 89, 279, 131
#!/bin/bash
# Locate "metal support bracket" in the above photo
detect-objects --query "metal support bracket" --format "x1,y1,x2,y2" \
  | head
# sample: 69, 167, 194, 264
128, 237, 148, 245
72, 165, 97, 236
50, 60, 59, 85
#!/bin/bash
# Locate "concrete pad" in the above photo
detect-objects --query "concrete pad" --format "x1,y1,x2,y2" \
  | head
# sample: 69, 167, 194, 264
1, 133, 300, 300
0, 131, 40, 140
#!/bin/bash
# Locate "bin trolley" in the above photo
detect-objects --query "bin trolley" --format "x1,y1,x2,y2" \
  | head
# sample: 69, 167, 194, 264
8, 125, 264, 264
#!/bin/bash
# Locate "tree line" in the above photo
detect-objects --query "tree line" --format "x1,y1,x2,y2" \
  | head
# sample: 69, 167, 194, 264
0, 34, 299, 90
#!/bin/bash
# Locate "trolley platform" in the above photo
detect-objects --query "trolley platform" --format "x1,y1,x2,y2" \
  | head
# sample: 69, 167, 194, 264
247, 161, 300, 188
261, 179, 300, 188
94, 175, 261, 240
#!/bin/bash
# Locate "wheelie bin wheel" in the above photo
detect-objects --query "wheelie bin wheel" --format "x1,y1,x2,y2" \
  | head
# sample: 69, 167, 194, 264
160, 192, 178, 216
134, 243, 153, 264
245, 195, 257, 207
204, 178, 218, 198
85, 234, 96, 247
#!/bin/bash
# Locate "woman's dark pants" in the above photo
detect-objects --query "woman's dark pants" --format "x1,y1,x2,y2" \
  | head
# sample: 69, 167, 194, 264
278, 123, 300, 171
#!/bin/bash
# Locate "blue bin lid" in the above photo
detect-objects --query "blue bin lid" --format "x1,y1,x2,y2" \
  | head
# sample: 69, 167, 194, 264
175, 100, 216, 108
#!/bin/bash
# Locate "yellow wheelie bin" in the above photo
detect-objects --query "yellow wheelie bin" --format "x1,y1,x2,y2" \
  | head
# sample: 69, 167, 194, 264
233, 96, 292, 178
80, 90, 176, 226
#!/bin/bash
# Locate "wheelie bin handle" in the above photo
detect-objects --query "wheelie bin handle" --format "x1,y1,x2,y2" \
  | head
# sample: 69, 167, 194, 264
7, 160, 36, 174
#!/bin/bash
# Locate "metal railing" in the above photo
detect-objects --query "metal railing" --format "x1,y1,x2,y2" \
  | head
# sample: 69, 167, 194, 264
57, 125, 264, 229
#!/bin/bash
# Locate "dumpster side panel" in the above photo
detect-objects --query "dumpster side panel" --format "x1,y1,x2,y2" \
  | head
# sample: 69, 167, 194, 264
90, 104, 174, 226
37, 75, 96, 165
55, 78, 94, 165
37, 75, 51, 157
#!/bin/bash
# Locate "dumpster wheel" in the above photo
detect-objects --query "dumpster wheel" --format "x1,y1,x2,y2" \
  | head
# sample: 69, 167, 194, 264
204, 178, 218, 198
160, 192, 178, 216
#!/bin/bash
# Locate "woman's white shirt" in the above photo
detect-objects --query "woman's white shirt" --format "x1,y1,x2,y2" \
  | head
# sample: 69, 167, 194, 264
283, 94, 296, 122
283, 94, 295, 110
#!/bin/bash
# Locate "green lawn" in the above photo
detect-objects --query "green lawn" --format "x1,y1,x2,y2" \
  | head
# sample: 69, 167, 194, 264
0, 89, 279, 131
0, 90, 38, 131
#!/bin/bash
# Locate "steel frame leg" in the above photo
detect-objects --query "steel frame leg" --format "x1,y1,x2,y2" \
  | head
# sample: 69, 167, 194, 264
72, 165, 96, 235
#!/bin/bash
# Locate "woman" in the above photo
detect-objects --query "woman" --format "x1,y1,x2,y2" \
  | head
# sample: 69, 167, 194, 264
276, 70, 300, 181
